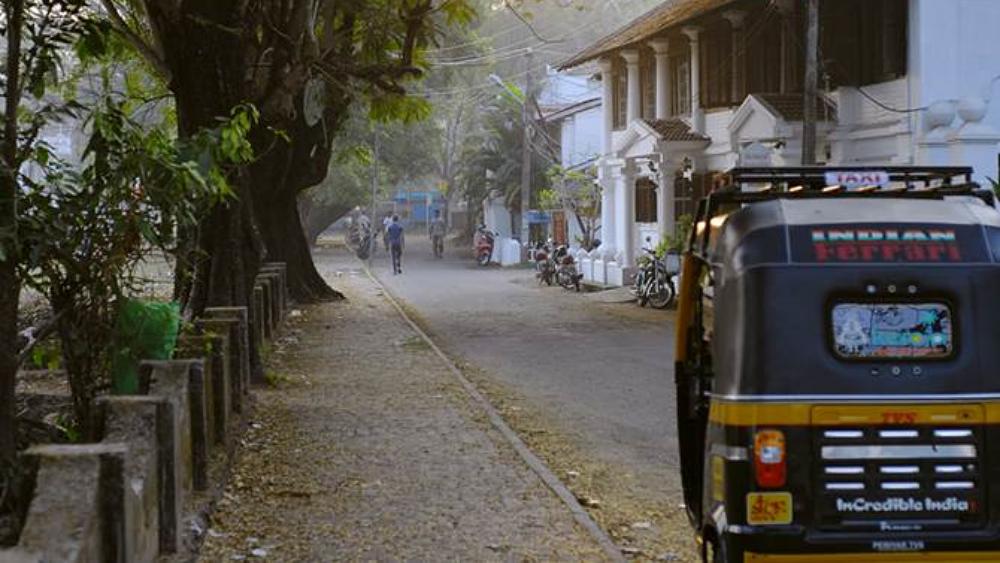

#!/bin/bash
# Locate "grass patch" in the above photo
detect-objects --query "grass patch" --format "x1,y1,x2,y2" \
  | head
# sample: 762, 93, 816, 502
400, 335, 431, 351
264, 370, 291, 388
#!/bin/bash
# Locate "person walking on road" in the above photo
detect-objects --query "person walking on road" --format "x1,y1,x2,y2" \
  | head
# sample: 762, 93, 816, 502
386, 215, 405, 274
382, 214, 392, 252
428, 209, 447, 259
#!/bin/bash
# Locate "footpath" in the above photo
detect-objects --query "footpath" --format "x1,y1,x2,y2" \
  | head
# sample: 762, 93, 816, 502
198, 249, 611, 561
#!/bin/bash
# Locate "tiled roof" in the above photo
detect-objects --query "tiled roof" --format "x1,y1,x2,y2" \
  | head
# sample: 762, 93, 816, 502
755, 93, 838, 122
558, 0, 737, 70
643, 118, 710, 142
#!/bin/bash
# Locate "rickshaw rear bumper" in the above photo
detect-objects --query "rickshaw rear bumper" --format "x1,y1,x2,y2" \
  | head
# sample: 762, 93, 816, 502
743, 552, 1000, 561
726, 527, 1000, 561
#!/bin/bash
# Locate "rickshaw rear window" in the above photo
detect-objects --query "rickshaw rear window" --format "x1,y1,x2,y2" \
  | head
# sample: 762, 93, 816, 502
831, 302, 953, 360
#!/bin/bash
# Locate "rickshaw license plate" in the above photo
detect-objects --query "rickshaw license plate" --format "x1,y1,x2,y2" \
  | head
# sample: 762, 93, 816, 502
747, 492, 793, 525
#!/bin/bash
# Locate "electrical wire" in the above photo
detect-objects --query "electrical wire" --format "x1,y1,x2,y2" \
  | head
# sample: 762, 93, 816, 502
427, 24, 523, 54
782, 13, 928, 114
504, 0, 569, 45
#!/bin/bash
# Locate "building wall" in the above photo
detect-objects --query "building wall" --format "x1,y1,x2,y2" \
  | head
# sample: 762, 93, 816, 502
910, 0, 1000, 134
565, 106, 603, 169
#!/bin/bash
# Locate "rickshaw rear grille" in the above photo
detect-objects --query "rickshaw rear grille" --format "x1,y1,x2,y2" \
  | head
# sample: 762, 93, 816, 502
813, 426, 985, 532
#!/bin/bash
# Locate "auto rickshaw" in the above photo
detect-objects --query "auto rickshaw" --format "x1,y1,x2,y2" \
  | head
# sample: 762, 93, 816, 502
673, 166, 1000, 562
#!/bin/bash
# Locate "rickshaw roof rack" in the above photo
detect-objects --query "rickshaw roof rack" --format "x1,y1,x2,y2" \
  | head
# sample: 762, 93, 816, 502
714, 166, 992, 207
727, 165, 974, 186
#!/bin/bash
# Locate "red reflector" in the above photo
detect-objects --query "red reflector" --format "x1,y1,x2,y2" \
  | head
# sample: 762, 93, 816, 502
754, 429, 787, 488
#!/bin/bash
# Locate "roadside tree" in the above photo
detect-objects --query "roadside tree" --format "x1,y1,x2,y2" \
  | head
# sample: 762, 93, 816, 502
101, 0, 475, 305
541, 165, 600, 250
0, 0, 92, 481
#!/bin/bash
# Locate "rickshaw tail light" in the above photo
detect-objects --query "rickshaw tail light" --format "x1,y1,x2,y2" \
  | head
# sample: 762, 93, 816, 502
754, 430, 787, 488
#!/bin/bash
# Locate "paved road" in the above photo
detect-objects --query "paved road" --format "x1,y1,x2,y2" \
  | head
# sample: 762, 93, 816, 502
369, 234, 681, 503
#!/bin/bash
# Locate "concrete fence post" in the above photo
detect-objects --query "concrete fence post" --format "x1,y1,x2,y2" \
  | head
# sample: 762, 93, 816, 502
97, 397, 165, 562
14, 443, 129, 562
196, 314, 247, 412
258, 272, 284, 324
252, 285, 266, 349
255, 277, 275, 340
175, 334, 231, 446
260, 262, 289, 313
202, 306, 252, 391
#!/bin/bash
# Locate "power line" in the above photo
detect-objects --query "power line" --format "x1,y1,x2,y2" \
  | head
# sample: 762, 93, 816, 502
504, 1, 569, 45
427, 24, 524, 54
781, 10, 928, 114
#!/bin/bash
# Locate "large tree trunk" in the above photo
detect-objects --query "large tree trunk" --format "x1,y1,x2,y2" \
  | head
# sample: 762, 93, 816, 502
255, 189, 340, 302
0, 262, 16, 464
0, 0, 24, 467
248, 100, 348, 303
149, 2, 267, 379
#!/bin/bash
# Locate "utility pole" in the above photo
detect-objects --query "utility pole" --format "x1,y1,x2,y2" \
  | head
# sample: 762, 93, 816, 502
369, 126, 379, 268
519, 48, 534, 250
802, 0, 819, 165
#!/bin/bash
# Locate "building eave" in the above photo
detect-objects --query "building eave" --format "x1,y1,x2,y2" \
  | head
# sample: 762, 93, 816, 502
557, 0, 739, 70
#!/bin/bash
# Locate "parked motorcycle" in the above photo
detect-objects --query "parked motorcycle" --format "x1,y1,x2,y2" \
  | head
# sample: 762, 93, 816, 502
346, 220, 373, 260
553, 245, 582, 291
474, 226, 496, 266
533, 241, 555, 286
633, 246, 675, 309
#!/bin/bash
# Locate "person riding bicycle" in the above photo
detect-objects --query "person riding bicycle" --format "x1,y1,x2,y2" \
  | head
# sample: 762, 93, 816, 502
428, 209, 446, 258
386, 215, 405, 275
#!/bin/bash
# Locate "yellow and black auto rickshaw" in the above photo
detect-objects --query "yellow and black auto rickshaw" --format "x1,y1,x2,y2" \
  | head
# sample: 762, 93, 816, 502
674, 166, 1000, 562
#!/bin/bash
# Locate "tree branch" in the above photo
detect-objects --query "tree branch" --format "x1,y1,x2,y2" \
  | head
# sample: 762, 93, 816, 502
101, 0, 172, 81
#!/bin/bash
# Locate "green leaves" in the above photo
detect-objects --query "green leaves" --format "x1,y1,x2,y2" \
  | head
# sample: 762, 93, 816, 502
441, 0, 477, 25
219, 104, 259, 164
369, 94, 432, 123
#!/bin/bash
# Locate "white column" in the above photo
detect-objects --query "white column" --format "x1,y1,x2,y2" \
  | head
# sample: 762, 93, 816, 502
648, 39, 671, 120
615, 159, 637, 267
657, 156, 677, 239
598, 57, 614, 156
598, 167, 616, 257
722, 10, 746, 103
621, 49, 641, 125
682, 26, 703, 132
597, 56, 618, 260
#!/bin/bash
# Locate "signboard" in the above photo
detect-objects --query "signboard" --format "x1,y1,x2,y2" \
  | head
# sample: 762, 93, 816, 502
525, 210, 550, 224
831, 496, 975, 515
790, 224, 990, 264
824, 170, 890, 189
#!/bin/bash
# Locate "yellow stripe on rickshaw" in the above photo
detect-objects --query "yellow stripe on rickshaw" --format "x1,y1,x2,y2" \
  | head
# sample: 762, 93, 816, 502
709, 401, 999, 426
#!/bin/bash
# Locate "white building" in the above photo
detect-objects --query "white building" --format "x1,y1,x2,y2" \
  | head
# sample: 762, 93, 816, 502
540, 68, 605, 248
559, 0, 1000, 287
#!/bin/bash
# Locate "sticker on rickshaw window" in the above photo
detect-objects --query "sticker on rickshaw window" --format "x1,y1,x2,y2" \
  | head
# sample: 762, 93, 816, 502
832, 302, 953, 359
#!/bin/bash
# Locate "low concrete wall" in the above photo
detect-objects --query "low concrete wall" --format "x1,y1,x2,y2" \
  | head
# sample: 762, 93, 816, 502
0, 268, 285, 561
